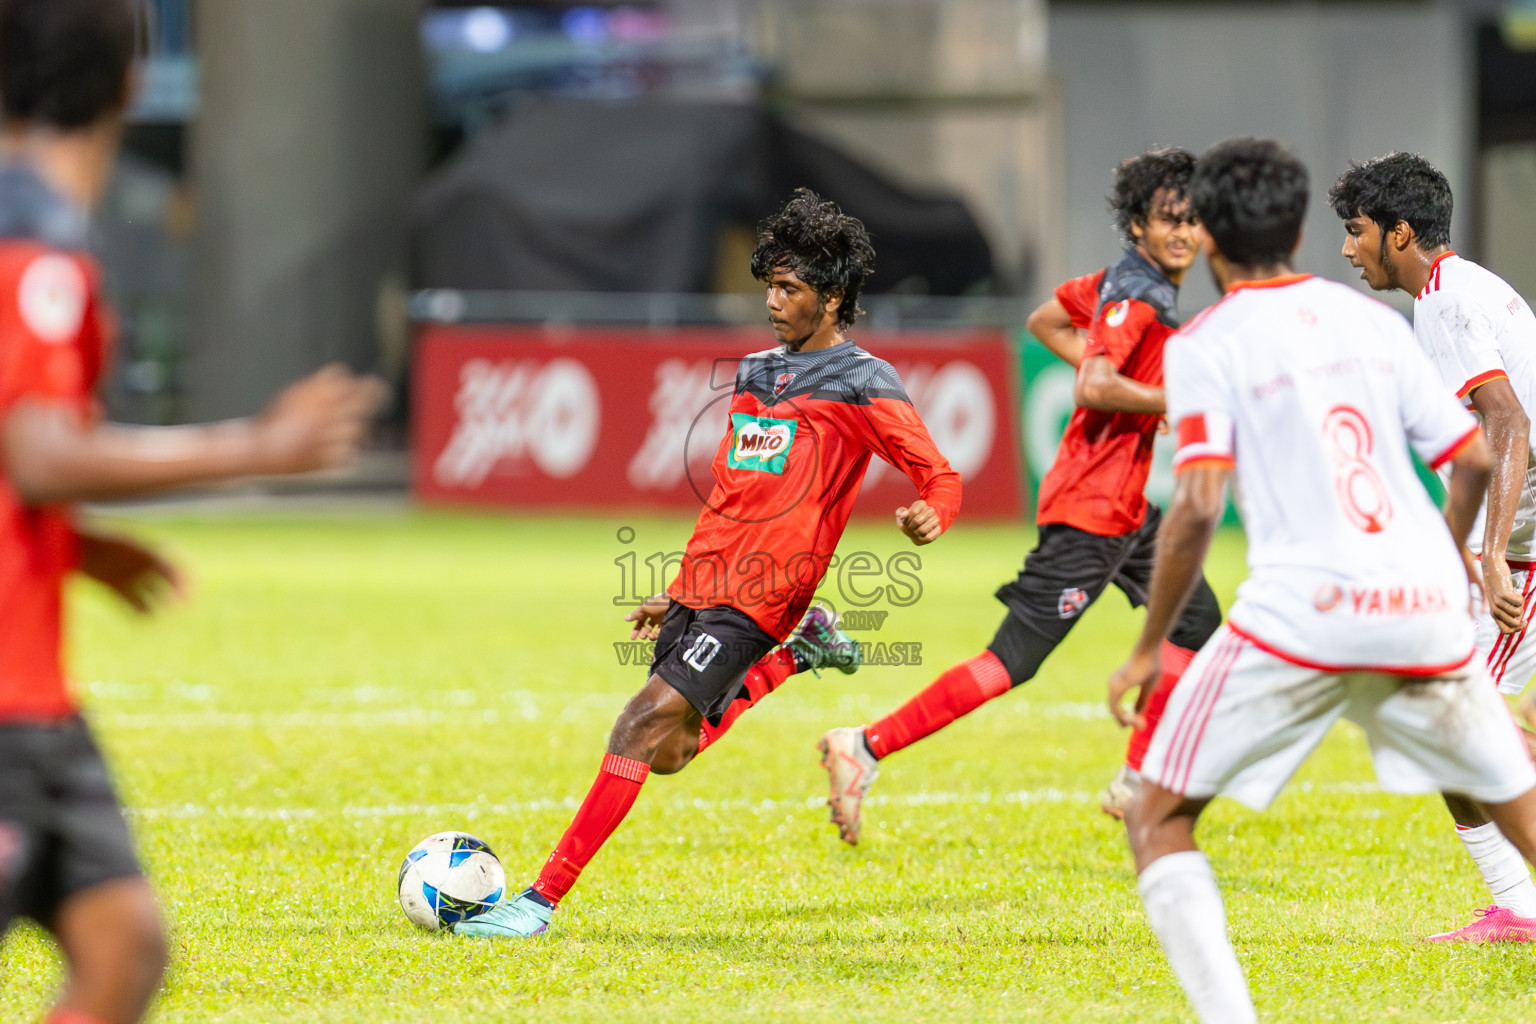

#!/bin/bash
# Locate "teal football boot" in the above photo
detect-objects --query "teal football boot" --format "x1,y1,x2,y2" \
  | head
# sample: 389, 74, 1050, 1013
786, 602, 862, 676
452, 888, 553, 938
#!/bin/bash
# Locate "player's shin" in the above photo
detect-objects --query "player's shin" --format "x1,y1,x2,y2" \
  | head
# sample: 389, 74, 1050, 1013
863, 651, 1011, 759
531, 753, 651, 905
1457, 822, 1536, 917
1138, 851, 1257, 1024
1125, 641, 1197, 771
1485, 786, 1536, 873
695, 649, 796, 754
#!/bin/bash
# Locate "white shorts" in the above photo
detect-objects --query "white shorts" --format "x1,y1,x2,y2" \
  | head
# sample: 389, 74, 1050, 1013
1142, 626, 1536, 810
1478, 565, 1536, 695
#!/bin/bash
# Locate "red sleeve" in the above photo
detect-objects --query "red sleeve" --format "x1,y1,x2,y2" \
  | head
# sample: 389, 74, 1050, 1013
857, 397, 962, 529
1053, 271, 1104, 331
1082, 296, 1158, 370
0, 248, 96, 415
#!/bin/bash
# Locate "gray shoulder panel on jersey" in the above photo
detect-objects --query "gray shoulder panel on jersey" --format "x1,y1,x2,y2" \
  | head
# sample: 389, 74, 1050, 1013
1099, 249, 1180, 329
737, 341, 912, 406
0, 162, 90, 250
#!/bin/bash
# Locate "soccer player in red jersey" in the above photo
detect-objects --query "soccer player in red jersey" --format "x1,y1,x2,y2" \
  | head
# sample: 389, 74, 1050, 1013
0, 4, 382, 1023
818, 148, 1223, 843
457, 189, 962, 939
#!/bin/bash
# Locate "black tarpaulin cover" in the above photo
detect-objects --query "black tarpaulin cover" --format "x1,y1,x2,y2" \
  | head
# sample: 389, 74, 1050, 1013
410, 99, 993, 296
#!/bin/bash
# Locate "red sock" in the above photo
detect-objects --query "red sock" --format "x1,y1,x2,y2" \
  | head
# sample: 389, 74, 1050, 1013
864, 651, 1012, 759
532, 752, 650, 904
1125, 640, 1197, 772
696, 648, 797, 753
47, 1010, 111, 1024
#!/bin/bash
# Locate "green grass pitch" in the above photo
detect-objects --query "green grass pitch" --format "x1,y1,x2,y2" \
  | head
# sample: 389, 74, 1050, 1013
3, 509, 1534, 1022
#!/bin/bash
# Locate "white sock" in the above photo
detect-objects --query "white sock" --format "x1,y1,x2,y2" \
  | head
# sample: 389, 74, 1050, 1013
1138, 851, 1257, 1024
1457, 822, 1536, 917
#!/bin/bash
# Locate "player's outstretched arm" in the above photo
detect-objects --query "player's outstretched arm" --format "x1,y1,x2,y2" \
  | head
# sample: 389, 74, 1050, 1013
858, 397, 961, 544
1026, 298, 1086, 368
1468, 378, 1529, 632
1074, 354, 1166, 416
77, 526, 185, 614
1108, 462, 1227, 728
2, 365, 385, 505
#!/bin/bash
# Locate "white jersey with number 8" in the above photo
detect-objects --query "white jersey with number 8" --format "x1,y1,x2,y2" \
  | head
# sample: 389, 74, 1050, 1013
1166, 274, 1480, 673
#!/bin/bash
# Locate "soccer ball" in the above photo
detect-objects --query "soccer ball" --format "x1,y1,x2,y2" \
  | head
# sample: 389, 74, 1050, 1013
397, 831, 506, 930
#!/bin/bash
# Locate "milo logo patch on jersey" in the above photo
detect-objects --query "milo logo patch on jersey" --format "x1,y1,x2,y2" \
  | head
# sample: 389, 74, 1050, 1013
728, 413, 797, 474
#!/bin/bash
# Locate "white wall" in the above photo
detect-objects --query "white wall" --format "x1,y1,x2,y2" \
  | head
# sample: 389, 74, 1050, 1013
1047, 3, 1470, 314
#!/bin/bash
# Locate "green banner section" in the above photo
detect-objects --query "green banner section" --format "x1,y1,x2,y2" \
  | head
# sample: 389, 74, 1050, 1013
1015, 330, 1241, 525
1015, 329, 1449, 524
1414, 455, 1448, 503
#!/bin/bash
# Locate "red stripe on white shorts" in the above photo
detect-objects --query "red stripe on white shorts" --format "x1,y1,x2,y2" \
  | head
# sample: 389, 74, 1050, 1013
1161, 632, 1244, 795
1491, 570, 1536, 685
1174, 638, 1246, 794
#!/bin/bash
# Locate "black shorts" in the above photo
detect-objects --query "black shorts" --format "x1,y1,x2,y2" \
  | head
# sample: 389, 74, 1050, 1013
988, 506, 1223, 684
650, 603, 780, 725
0, 717, 144, 931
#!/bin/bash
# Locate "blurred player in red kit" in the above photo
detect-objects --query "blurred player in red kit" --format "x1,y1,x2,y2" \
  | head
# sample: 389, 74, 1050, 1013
457, 189, 962, 939
817, 148, 1222, 843
0, 3, 383, 1022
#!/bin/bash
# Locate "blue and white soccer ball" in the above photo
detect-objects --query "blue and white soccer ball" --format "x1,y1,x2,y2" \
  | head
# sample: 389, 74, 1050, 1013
397, 831, 506, 930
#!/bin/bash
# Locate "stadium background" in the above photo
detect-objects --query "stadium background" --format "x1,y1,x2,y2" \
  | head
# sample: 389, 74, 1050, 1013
102, 0, 1536, 508
8, 1, 1536, 1021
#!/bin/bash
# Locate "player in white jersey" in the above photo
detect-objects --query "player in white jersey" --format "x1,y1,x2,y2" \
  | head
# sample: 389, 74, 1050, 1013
1108, 138, 1536, 1024
1331, 151, 1536, 941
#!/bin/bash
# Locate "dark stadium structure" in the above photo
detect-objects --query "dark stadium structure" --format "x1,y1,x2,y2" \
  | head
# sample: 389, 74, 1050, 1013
409, 99, 995, 297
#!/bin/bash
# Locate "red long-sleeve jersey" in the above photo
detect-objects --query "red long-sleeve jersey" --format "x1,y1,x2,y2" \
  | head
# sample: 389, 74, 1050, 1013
668, 339, 961, 638
1036, 249, 1182, 536
0, 167, 110, 721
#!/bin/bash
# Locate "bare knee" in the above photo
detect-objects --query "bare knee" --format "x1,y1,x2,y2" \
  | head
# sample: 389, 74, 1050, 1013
1124, 785, 1206, 873
54, 878, 168, 1023
1443, 791, 1490, 829
119, 907, 169, 995
648, 748, 690, 775
85, 890, 166, 982
1123, 794, 1165, 854
607, 675, 699, 772
647, 721, 704, 775
609, 690, 685, 756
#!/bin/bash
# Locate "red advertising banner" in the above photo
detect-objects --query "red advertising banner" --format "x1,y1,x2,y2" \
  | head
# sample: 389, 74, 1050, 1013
412, 326, 1023, 517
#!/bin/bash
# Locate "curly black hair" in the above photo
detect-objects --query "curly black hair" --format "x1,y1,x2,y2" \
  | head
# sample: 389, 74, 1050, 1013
750, 188, 875, 331
0, 0, 136, 128
1190, 138, 1309, 266
1109, 147, 1197, 240
1327, 151, 1452, 251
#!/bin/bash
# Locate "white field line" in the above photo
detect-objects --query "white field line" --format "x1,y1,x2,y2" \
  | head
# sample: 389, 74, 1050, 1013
125, 780, 1383, 823
124, 789, 1089, 822
97, 701, 1114, 730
